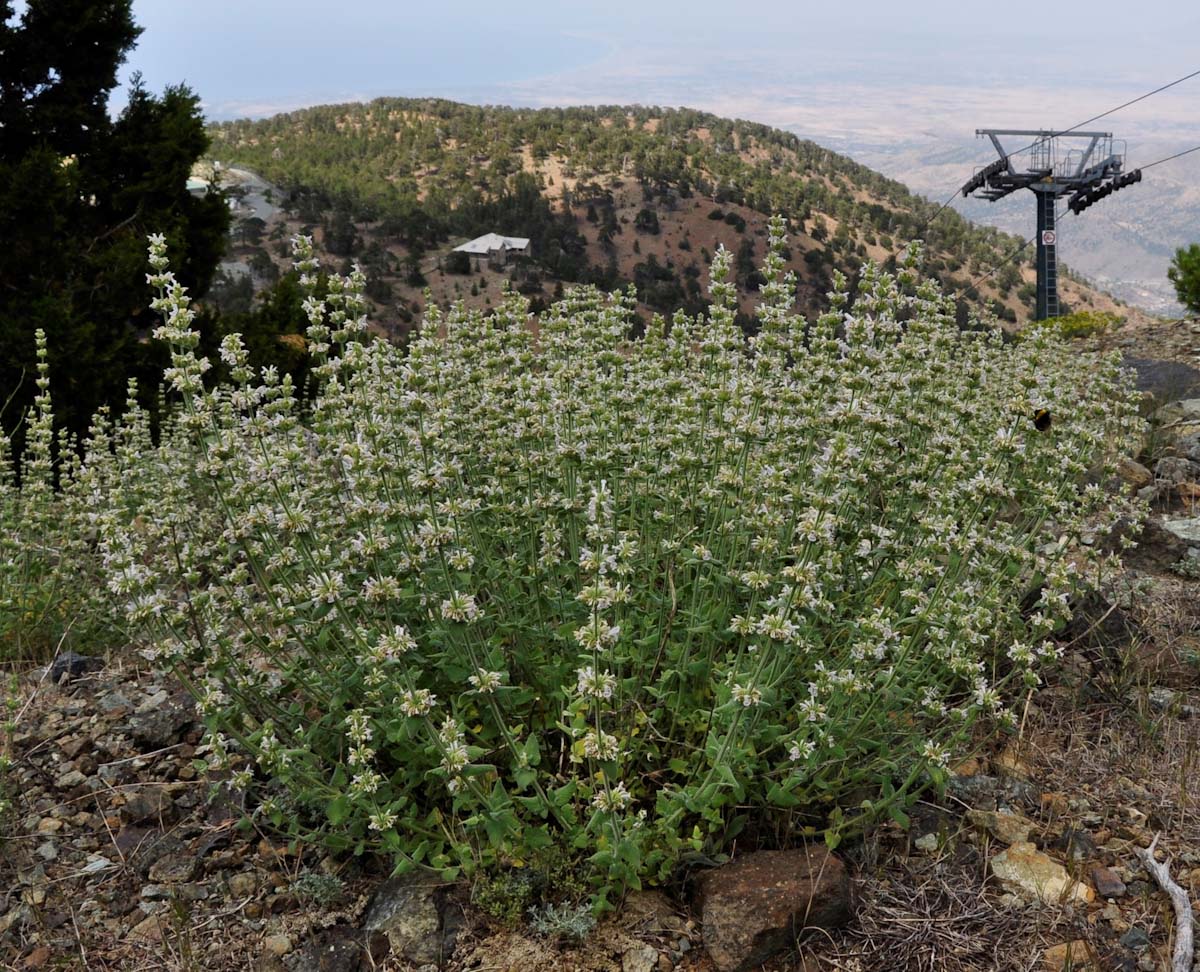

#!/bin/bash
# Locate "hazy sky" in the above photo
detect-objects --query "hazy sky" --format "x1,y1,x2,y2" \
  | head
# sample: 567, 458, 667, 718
118, 0, 1200, 127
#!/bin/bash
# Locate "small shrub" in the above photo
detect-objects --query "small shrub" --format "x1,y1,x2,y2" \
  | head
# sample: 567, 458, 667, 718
290, 870, 345, 905
472, 847, 590, 927
527, 902, 597, 942
1023, 310, 1121, 340
1169, 558, 1200, 580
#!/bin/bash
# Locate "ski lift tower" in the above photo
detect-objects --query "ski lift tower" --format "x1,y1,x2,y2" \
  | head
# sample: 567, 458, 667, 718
962, 129, 1142, 320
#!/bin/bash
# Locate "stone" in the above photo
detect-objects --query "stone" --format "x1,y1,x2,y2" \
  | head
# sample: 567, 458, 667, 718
966, 809, 1035, 845
1120, 928, 1151, 950
623, 944, 661, 972
177, 883, 209, 902
1043, 940, 1099, 971
362, 874, 457, 967
914, 833, 940, 853
285, 926, 389, 972
950, 757, 982, 777
1122, 357, 1200, 402
695, 847, 853, 972
263, 934, 293, 957
990, 842, 1095, 905
1089, 865, 1127, 899
119, 789, 176, 825
128, 695, 195, 752
48, 651, 102, 684
1117, 458, 1153, 489
35, 842, 58, 862
56, 769, 87, 789
36, 817, 62, 835
140, 885, 172, 901
994, 740, 1034, 779
1154, 456, 1200, 485
1041, 792, 1070, 817
148, 854, 197, 884
128, 913, 164, 943
1125, 517, 1192, 570
229, 871, 260, 898
1052, 828, 1099, 863
1180, 430, 1200, 464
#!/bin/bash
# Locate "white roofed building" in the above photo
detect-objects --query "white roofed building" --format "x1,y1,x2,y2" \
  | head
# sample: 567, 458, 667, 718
452, 233, 530, 269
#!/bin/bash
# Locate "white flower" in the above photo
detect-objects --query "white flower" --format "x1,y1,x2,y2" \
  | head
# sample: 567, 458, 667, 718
468, 669, 504, 694
592, 781, 632, 812
440, 591, 481, 622
398, 688, 435, 717
576, 666, 616, 699
731, 683, 763, 707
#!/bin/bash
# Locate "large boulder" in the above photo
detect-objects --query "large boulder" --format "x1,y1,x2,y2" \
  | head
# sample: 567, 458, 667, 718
696, 847, 853, 972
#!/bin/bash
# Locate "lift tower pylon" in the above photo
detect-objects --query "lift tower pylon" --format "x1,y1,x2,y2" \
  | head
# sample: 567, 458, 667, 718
963, 129, 1141, 321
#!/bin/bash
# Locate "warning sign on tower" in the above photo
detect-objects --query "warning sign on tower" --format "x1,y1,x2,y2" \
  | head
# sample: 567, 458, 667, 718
1041, 230, 1056, 246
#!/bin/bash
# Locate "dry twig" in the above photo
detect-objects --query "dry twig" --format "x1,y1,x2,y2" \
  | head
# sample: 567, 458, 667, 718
1135, 833, 1194, 972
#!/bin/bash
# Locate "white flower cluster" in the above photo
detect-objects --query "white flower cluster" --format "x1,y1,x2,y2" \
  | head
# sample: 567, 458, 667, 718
76, 225, 1143, 874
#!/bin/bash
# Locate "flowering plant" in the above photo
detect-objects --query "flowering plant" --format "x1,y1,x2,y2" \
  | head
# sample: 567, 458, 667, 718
91, 221, 1142, 906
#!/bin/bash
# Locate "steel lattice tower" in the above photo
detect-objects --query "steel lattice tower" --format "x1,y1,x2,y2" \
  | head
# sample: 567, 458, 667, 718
963, 129, 1142, 320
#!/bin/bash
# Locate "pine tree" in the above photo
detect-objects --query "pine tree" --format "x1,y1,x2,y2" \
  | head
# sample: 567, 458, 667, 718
0, 1, 229, 444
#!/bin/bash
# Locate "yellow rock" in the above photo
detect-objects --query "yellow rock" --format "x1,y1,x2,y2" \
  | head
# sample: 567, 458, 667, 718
966, 809, 1035, 845
951, 757, 982, 777
1043, 940, 1098, 970
1115, 457, 1152, 489
994, 740, 1034, 779
991, 842, 1095, 905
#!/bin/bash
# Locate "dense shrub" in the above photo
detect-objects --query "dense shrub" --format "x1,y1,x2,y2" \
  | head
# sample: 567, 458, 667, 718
85, 221, 1141, 908
1024, 310, 1122, 340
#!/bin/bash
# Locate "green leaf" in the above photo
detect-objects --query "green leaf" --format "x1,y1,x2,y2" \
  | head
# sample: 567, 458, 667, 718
766, 783, 801, 808
327, 796, 350, 826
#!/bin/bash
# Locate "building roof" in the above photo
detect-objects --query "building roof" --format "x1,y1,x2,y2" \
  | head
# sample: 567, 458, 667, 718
453, 233, 530, 255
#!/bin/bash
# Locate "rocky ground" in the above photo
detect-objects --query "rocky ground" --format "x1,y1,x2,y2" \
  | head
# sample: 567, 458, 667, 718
2, 368, 1199, 972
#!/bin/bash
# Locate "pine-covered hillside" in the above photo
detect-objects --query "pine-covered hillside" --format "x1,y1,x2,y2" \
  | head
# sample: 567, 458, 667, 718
210, 98, 1135, 334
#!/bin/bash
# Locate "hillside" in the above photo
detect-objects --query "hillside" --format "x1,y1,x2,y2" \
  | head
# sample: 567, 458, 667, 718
207, 99, 1138, 337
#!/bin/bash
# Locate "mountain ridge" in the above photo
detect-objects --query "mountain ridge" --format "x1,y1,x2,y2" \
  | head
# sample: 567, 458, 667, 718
207, 97, 1141, 334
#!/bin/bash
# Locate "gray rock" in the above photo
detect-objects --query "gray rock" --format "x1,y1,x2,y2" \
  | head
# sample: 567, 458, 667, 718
148, 853, 197, 884
128, 695, 195, 751
1154, 456, 1200, 484
947, 773, 1038, 811
1122, 357, 1200, 402
119, 789, 176, 826
1120, 927, 1151, 949
362, 873, 458, 967
284, 926, 389, 972
623, 944, 661, 972
1180, 431, 1200, 464
1125, 517, 1192, 570
49, 651, 102, 684
1161, 515, 1200, 544
696, 847, 853, 972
